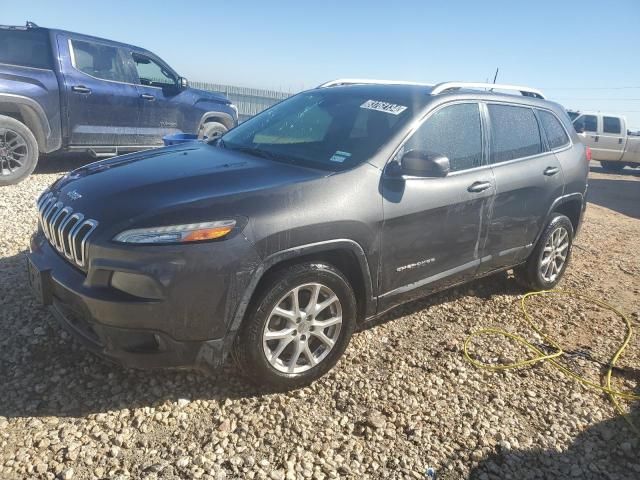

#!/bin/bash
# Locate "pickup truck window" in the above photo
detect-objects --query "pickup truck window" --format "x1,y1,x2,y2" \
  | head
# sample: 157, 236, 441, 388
0, 29, 53, 69
574, 114, 597, 133
71, 39, 128, 83
131, 53, 176, 87
603, 116, 622, 134
405, 103, 483, 172
538, 110, 570, 150
488, 104, 542, 163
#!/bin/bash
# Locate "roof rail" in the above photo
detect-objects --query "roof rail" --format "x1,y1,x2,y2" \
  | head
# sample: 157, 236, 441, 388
319, 78, 433, 88
431, 82, 545, 99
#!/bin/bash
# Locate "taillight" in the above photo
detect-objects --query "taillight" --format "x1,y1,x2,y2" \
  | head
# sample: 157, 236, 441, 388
585, 146, 592, 161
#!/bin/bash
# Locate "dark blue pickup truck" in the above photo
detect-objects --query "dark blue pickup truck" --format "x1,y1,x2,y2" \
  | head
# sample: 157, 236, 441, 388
0, 22, 238, 185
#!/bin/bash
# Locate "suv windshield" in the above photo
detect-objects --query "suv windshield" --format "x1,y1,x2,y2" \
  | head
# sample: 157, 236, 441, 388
220, 89, 414, 170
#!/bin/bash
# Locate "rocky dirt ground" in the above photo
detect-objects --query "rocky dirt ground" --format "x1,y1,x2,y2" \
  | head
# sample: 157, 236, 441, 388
0, 158, 638, 480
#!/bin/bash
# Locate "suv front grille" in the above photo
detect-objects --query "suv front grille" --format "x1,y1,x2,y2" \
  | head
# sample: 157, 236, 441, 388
37, 192, 98, 268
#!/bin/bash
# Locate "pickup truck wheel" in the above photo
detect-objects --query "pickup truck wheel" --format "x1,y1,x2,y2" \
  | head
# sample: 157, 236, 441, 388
233, 262, 356, 390
600, 161, 625, 173
515, 214, 574, 291
0, 116, 39, 186
199, 121, 227, 141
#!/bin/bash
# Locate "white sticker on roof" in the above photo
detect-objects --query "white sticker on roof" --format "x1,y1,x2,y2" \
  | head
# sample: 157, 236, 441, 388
360, 100, 407, 115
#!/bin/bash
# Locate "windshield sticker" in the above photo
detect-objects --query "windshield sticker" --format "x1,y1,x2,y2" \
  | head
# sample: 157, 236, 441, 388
330, 151, 351, 163
361, 100, 407, 115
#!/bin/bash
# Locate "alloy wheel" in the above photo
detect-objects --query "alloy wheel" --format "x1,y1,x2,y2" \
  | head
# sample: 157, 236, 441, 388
0, 128, 28, 176
262, 283, 342, 374
540, 226, 569, 282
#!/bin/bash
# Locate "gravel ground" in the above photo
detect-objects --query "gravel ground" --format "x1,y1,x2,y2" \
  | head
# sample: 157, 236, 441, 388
0, 158, 638, 480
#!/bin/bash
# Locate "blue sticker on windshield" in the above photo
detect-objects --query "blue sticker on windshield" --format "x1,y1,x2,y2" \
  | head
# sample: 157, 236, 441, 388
330, 151, 351, 163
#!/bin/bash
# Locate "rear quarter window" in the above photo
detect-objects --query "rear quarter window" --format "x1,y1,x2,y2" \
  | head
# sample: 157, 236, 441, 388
488, 104, 543, 163
538, 110, 570, 150
0, 29, 53, 69
603, 116, 622, 134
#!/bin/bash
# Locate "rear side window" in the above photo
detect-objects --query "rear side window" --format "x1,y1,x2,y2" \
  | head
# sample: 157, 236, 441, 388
405, 103, 483, 172
574, 114, 598, 133
603, 116, 621, 134
488, 104, 542, 163
71, 39, 128, 82
538, 110, 570, 150
0, 29, 53, 69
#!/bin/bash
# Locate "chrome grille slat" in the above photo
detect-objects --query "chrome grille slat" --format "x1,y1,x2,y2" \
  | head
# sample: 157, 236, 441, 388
36, 193, 98, 268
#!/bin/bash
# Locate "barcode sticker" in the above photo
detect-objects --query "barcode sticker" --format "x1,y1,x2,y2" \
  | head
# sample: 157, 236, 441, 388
361, 100, 407, 115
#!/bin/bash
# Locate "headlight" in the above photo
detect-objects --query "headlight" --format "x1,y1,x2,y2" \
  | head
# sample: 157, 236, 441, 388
229, 103, 239, 118
113, 220, 236, 244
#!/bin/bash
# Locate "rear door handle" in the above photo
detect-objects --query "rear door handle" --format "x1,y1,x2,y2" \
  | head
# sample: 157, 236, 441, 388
140, 93, 155, 101
467, 181, 492, 193
544, 166, 560, 176
71, 85, 91, 94
592, 135, 599, 142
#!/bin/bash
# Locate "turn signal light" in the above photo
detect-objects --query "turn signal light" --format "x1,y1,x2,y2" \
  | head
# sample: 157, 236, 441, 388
183, 226, 234, 242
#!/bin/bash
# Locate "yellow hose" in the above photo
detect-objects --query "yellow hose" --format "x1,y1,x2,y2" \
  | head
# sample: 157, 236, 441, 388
463, 289, 639, 434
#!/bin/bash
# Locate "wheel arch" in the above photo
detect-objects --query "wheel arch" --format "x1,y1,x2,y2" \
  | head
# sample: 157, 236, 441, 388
534, 193, 584, 247
198, 111, 235, 132
0, 94, 60, 153
229, 240, 376, 335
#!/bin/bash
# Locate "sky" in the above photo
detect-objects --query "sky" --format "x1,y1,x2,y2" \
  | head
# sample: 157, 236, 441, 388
7, 0, 640, 127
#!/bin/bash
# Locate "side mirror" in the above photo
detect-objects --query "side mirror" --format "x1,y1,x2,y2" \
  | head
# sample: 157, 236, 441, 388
178, 77, 189, 89
401, 150, 450, 177
574, 125, 585, 134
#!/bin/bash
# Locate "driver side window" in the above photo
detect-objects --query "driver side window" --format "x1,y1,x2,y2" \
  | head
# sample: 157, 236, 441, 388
131, 53, 176, 87
405, 103, 483, 172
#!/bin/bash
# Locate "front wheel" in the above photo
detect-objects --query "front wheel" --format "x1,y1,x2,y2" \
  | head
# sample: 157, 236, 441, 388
515, 214, 574, 291
198, 121, 228, 141
600, 161, 625, 173
0, 115, 39, 186
233, 262, 357, 389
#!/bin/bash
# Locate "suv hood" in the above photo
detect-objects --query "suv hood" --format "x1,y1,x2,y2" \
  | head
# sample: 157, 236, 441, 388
188, 87, 230, 104
48, 143, 328, 235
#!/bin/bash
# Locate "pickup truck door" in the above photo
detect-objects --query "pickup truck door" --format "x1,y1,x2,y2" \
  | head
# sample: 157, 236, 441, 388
125, 51, 182, 146
59, 36, 140, 147
573, 113, 600, 157
596, 115, 626, 161
379, 102, 493, 310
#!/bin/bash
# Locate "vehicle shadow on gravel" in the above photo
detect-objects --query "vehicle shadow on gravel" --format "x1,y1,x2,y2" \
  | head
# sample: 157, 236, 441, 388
586, 176, 640, 219
34, 153, 96, 175
468, 401, 640, 479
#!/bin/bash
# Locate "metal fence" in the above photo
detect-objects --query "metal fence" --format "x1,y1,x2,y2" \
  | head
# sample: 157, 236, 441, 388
190, 81, 293, 122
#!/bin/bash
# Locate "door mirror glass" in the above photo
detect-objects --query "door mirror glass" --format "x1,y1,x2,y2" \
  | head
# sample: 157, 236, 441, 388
401, 150, 450, 177
178, 76, 189, 89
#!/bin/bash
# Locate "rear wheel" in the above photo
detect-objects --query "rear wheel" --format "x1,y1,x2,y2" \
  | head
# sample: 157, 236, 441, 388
515, 214, 574, 291
0, 115, 39, 186
600, 160, 625, 173
233, 262, 356, 389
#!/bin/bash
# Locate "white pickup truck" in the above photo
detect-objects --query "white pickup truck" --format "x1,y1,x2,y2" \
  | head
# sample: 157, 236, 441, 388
569, 111, 640, 172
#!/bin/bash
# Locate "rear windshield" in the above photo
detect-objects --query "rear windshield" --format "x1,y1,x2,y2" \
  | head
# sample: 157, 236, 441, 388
220, 89, 414, 171
0, 29, 53, 69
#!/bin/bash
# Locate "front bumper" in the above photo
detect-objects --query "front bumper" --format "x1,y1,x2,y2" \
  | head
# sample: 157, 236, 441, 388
27, 230, 261, 371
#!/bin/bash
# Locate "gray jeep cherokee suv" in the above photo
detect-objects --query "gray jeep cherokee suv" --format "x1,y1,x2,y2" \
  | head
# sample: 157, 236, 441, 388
27, 79, 588, 389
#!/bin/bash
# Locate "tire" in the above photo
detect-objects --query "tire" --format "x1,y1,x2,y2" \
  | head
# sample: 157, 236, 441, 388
600, 161, 625, 173
0, 115, 39, 186
233, 262, 357, 389
199, 121, 227, 141
515, 214, 574, 291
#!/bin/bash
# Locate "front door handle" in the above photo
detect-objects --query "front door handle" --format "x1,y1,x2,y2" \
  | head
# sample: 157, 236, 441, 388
467, 181, 492, 193
140, 93, 156, 101
544, 166, 560, 176
71, 85, 91, 94
592, 135, 599, 142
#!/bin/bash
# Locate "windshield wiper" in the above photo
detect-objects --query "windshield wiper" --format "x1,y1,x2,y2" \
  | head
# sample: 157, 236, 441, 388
229, 146, 282, 161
